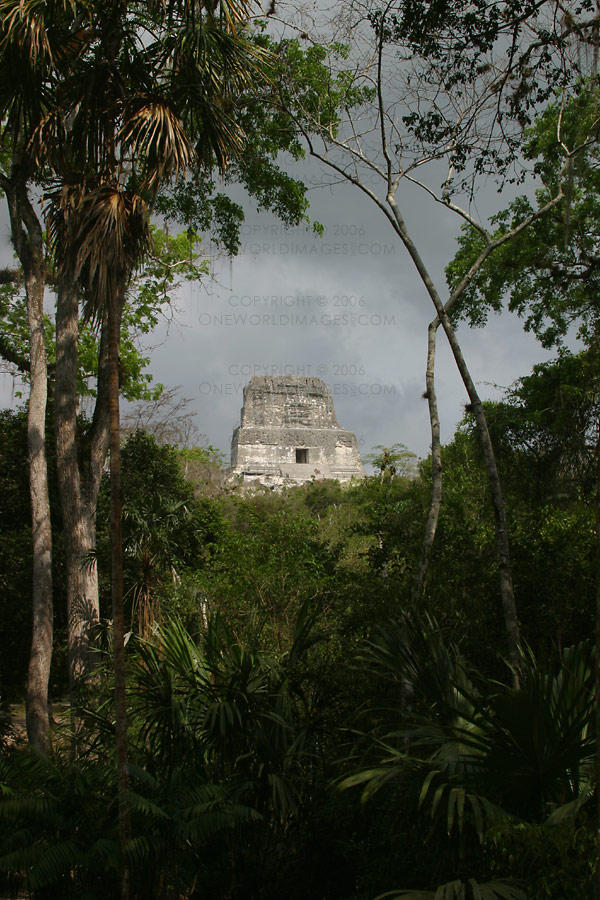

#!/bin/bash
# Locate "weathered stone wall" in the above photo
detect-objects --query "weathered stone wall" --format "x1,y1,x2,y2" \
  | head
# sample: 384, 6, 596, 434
230, 376, 364, 486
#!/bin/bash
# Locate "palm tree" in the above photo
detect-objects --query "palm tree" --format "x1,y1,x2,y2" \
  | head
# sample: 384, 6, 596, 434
128, 608, 321, 894
41, 4, 268, 896
2, 0, 270, 893
123, 491, 192, 637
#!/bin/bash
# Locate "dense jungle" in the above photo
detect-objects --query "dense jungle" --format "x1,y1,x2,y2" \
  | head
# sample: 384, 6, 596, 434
1, 383, 597, 899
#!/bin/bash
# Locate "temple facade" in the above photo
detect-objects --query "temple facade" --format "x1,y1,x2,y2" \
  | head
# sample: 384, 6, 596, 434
230, 375, 364, 487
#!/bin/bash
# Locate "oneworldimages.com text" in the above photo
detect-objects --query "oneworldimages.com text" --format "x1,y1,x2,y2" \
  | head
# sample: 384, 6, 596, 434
236, 241, 396, 257
198, 312, 396, 328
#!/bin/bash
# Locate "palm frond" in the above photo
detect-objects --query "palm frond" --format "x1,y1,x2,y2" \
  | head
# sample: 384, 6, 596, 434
119, 98, 195, 190
0, 0, 59, 67
375, 878, 526, 900
22, 840, 82, 891
168, 23, 271, 169
26, 105, 68, 165
419, 769, 512, 843
47, 184, 151, 317
162, 0, 257, 34
0, 752, 118, 894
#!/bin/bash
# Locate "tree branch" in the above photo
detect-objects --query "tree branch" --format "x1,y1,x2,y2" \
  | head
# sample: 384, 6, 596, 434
0, 333, 30, 373
0, 268, 21, 284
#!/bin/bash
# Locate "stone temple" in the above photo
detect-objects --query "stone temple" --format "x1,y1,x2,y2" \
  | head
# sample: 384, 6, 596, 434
230, 376, 364, 487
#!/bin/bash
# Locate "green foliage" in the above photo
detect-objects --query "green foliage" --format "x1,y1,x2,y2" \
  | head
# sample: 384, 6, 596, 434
0, 750, 121, 898
179, 444, 226, 466
364, 443, 418, 478
154, 172, 248, 255
301, 478, 345, 518
488, 350, 600, 498
0, 283, 54, 386
96, 431, 224, 631
349, 363, 596, 666
372, 0, 578, 162
124, 607, 334, 897
177, 443, 228, 498
344, 484, 418, 602
0, 744, 256, 900
275, 38, 376, 140
489, 815, 596, 899
0, 226, 201, 402
469, 354, 598, 651
1, 417, 598, 899
377, 881, 526, 900
342, 612, 594, 898
446, 86, 600, 348
0, 406, 68, 698
130, 614, 309, 782
153, 30, 331, 243
197, 493, 340, 648
2, 340, 599, 898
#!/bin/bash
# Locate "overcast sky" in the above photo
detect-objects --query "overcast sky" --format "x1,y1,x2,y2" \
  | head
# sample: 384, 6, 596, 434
130, 157, 558, 464
0, 156, 560, 464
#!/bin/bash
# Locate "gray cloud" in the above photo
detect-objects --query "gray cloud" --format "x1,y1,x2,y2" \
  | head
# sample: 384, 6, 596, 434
0, 154, 560, 466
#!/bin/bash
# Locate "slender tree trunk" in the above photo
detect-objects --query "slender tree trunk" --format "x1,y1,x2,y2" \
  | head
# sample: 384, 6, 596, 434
54, 280, 112, 708
25, 254, 53, 753
55, 280, 100, 703
1, 173, 53, 752
436, 306, 521, 682
388, 196, 522, 682
413, 317, 443, 604
108, 285, 130, 900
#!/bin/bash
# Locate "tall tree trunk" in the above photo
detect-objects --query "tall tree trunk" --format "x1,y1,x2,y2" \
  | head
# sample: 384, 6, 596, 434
55, 278, 112, 703
413, 317, 443, 604
108, 286, 130, 900
388, 197, 522, 682
25, 243, 53, 753
435, 308, 521, 683
55, 280, 99, 703
1, 172, 53, 752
